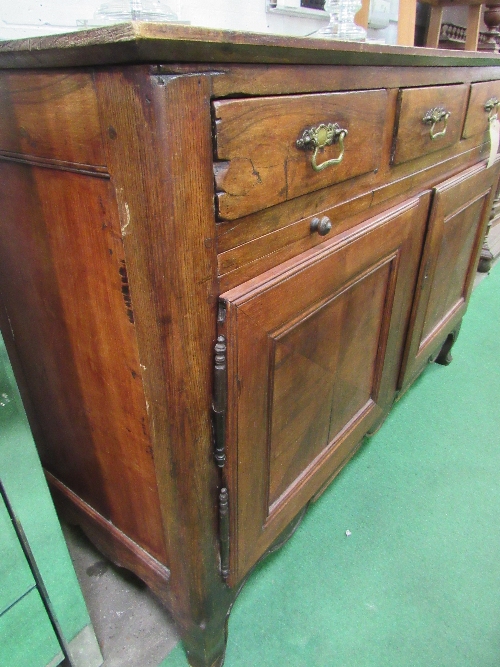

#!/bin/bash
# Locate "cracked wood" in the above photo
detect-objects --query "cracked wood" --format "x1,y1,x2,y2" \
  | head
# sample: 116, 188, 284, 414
213, 89, 387, 220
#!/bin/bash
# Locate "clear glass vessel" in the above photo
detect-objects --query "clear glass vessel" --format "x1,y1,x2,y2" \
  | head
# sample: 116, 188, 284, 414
94, 0, 177, 23
315, 0, 366, 41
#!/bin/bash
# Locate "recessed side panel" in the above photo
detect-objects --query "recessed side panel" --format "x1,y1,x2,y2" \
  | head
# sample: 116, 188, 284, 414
0, 70, 105, 167
0, 162, 167, 565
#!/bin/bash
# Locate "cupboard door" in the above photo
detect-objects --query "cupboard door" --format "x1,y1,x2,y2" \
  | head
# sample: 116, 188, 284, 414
399, 162, 500, 392
219, 194, 430, 584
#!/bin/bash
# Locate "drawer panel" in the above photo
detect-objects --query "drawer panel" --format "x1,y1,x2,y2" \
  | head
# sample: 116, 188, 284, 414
213, 89, 387, 220
392, 84, 469, 166
463, 80, 500, 139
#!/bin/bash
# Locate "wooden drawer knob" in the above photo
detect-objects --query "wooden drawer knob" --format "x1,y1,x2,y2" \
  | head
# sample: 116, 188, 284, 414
310, 216, 332, 236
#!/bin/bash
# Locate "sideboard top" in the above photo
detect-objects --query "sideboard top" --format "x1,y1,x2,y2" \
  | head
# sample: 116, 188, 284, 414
2, 21, 500, 69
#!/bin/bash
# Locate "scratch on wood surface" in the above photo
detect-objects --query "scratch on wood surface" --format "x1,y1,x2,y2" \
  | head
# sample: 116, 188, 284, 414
121, 202, 131, 236
6, 313, 15, 341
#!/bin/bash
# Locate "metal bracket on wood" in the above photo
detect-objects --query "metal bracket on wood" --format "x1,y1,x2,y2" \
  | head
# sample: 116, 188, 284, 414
212, 335, 227, 468
219, 487, 230, 579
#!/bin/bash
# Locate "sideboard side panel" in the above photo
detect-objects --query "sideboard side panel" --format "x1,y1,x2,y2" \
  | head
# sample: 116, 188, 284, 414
0, 70, 105, 166
94, 67, 227, 637
0, 157, 168, 565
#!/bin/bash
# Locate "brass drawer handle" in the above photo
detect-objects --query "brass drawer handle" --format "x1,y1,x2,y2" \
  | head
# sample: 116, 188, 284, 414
296, 123, 348, 172
485, 97, 500, 120
422, 107, 450, 140
310, 216, 332, 236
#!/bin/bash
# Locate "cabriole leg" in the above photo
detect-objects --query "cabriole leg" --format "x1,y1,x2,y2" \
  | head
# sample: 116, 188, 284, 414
435, 322, 462, 366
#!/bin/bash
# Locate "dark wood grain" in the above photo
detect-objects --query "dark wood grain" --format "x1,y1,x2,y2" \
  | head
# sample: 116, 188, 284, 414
0, 71, 105, 166
219, 194, 429, 582
1, 38, 499, 667
392, 84, 470, 165
3, 22, 500, 70
47, 472, 173, 608
203, 64, 500, 98
214, 89, 387, 220
399, 160, 500, 392
0, 161, 167, 564
216, 140, 489, 293
463, 80, 500, 139
93, 67, 234, 667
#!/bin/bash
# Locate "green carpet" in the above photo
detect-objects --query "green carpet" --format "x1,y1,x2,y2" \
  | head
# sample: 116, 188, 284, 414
161, 265, 500, 667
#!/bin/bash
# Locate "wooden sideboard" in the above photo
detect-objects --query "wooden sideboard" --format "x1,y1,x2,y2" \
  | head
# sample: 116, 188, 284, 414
1, 23, 500, 667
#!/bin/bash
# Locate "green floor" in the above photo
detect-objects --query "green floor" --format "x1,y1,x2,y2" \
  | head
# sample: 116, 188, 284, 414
162, 265, 500, 667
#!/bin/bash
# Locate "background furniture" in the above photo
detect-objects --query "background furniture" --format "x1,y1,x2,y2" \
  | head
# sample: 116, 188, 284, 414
422, 0, 484, 50
0, 332, 102, 667
0, 25, 499, 667
421, 0, 500, 51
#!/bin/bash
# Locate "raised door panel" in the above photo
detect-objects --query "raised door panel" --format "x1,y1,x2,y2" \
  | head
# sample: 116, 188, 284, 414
268, 263, 391, 509
220, 194, 430, 584
399, 161, 500, 392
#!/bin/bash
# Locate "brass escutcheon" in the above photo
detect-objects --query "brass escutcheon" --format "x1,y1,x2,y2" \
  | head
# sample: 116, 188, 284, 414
296, 122, 348, 172
422, 107, 450, 140
485, 97, 500, 121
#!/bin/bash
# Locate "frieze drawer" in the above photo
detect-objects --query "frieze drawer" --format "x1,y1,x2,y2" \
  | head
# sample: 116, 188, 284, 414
213, 89, 387, 220
463, 80, 500, 139
392, 84, 469, 165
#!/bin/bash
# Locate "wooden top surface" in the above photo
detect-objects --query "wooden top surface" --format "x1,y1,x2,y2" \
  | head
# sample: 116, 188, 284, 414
1, 21, 500, 69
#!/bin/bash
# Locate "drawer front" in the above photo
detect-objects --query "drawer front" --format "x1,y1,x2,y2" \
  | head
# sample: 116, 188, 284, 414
213, 89, 387, 220
219, 193, 430, 584
392, 84, 469, 166
463, 80, 500, 139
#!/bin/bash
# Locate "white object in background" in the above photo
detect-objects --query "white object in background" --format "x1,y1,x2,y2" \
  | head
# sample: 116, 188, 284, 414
314, 0, 367, 41
94, 0, 177, 23
266, 0, 329, 20
368, 0, 390, 29
276, 0, 301, 8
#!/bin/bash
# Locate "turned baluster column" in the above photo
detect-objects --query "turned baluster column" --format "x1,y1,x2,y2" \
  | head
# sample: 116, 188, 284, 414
481, 3, 500, 52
